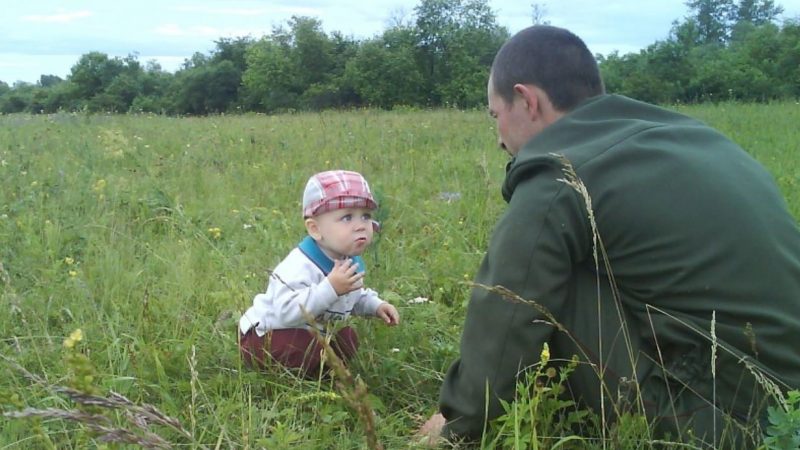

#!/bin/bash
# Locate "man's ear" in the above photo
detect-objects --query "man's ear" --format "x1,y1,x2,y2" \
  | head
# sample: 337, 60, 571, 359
513, 83, 542, 120
305, 218, 322, 240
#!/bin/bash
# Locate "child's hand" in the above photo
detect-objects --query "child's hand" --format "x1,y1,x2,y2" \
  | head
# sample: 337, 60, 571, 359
328, 259, 364, 296
376, 303, 400, 326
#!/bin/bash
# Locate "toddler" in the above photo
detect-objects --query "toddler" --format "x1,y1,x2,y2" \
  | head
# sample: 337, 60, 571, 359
239, 170, 399, 377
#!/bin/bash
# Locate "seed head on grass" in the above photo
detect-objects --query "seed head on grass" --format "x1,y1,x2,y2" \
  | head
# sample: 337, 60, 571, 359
3, 337, 205, 450
301, 308, 384, 450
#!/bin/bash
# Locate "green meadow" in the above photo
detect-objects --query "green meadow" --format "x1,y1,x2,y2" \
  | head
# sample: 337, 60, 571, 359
1, 102, 799, 448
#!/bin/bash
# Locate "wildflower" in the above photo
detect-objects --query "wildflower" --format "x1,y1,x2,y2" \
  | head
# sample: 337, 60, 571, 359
0, 159, 7, 167
68, 270, 78, 277
293, 391, 340, 402
390, 348, 401, 353
408, 296, 429, 304
92, 179, 106, 192
243, 224, 253, 230
540, 342, 550, 365
438, 192, 462, 203
30, 181, 38, 187
64, 257, 75, 265
63, 329, 83, 349
208, 227, 222, 240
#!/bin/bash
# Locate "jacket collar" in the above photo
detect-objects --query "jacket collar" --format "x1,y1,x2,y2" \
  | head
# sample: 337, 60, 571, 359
297, 235, 366, 275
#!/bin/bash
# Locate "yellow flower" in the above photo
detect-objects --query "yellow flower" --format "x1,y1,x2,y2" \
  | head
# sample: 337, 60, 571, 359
63, 329, 83, 349
540, 342, 550, 365
208, 227, 222, 240
68, 270, 78, 277
92, 179, 107, 192
64, 257, 75, 265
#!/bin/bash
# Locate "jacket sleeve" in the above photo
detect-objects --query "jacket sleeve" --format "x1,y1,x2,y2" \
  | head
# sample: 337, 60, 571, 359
268, 266, 340, 328
351, 287, 385, 317
439, 162, 591, 440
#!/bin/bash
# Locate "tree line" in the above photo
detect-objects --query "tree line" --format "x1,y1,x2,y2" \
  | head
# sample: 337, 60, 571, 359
0, 0, 797, 115
601, 0, 800, 103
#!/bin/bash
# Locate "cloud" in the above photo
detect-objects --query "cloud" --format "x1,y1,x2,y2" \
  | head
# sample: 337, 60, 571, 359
22, 11, 92, 23
170, 5, 319, 16
153, 24, 264, 39
155, 24, 216, 37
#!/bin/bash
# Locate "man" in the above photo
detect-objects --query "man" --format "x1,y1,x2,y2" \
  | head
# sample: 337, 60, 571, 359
419, 25, 800, 447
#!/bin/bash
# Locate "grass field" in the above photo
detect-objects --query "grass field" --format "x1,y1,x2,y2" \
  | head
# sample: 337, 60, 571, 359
1, 102, 799, 449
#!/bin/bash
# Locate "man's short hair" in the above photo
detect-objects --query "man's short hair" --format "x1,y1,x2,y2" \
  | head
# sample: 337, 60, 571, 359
491, 25, 604, 112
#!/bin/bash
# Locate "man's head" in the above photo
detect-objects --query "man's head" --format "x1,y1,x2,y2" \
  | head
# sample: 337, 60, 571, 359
302, 170, 378, 258
488, 25, 604, 155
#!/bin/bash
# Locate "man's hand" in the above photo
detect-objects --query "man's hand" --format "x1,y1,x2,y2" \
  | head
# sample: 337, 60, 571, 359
376, 303, 400, 325
417, 413, 445, 447
327, 259, 364, 295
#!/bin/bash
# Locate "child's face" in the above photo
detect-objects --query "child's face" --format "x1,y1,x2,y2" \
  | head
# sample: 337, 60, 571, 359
306, 207, 375, 259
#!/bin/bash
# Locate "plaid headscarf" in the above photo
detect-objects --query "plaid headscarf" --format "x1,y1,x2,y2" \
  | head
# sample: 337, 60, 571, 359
302, 170, 378, 218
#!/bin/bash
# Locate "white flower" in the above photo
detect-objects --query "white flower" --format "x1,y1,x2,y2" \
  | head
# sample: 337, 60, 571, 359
390, 348, 400, 353
408, 296, 429, 304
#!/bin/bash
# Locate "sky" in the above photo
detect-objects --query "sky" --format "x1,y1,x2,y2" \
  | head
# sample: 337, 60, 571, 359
3, 0, 800, 85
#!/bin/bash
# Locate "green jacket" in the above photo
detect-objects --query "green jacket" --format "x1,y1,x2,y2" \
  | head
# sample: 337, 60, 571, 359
439, 94, 800, 440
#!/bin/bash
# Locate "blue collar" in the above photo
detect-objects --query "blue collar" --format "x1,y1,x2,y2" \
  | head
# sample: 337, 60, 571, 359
297, 236, 366, 275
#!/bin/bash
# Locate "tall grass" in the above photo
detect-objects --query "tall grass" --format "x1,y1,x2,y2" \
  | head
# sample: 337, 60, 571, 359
1, 103, 798, 448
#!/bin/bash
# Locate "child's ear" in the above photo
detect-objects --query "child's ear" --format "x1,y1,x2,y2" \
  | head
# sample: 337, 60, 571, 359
305, 218, 322, 240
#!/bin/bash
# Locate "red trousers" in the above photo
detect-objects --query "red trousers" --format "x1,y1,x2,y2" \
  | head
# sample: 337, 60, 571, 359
239, 326, 359, 377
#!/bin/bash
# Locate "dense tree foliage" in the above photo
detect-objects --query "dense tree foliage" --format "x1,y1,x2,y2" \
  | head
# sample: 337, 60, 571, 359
600, 0, 796, 103
1, 0, 797, 115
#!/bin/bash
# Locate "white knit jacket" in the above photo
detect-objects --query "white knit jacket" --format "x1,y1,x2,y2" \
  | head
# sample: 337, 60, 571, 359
239, 248, 384, 335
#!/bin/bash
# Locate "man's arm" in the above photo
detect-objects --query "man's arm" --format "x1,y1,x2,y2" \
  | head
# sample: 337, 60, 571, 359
439, 162, 591, 440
